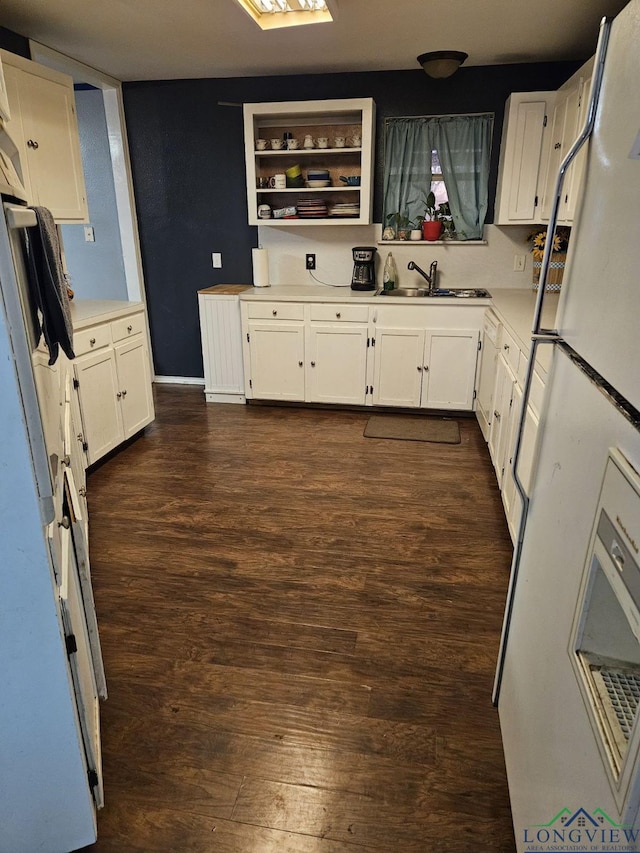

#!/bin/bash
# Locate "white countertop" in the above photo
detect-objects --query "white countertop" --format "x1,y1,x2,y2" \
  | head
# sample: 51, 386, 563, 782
70, 299, 145, 331
238, 284, 492, 306
490, 289, 560, 376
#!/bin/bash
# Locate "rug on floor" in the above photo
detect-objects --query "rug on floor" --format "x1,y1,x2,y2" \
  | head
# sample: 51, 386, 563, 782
363, 415, 461, 444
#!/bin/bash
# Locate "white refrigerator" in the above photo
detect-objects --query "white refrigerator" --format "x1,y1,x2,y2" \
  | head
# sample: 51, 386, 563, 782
0, 129, 105, 851
496, 1, 640, 850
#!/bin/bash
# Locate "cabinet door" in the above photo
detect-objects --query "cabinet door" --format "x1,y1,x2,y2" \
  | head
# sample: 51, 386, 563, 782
540, 95, 569, 221
502, 382, 523, 537
488, 355, 515, 481
248, 322, 305, 401
561, 73, 592, 222
496, 99, 547, 223
74, 348, 123, 465
421, 330, 479, 411
306, 325, 368, 405
2, 54, 88, 222
114, 337, 155, 439
476, 334, 498, 441
372, 327, 424, 408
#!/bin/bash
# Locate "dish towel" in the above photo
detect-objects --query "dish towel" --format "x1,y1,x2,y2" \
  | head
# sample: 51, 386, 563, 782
24, 206, 75, 365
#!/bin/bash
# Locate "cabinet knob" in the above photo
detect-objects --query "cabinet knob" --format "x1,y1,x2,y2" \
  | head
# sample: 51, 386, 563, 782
117, 391, 122, 399
79, 487, 87, 497
298, 360, 303, 367
59, 516, 71, 529
494, 410, 501, 420
311, 361, 316, 367
27, 139, 39, 149
62, 454, 71, 467
423, 365, 429, 372
272, 309, 277, 316
417, 365, 423, 372
503, 344, 509, 352
90, 337, 96, 346
336, 312, 341, 318
122, 389, 127, 397
127, 324, 133, 333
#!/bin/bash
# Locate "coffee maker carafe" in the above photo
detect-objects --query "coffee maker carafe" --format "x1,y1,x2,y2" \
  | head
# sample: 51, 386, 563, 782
351, 246, 377, 291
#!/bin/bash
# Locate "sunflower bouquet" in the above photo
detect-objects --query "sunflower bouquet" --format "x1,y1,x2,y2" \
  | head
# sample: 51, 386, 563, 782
527, 226, 571, 260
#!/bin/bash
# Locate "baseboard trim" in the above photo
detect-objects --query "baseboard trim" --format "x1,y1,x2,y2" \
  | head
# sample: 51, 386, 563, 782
154, 375, 205, 386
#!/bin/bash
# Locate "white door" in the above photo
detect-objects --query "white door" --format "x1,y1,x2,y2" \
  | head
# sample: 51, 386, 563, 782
306, 325, 368, 405
248, 323, 305, 401
114, 337, 154, 439
476, 331, 498, 439
488, 355, 515, 481
372, 327, 424, 407
421, 330, 479, 411
74, 348, 123, 464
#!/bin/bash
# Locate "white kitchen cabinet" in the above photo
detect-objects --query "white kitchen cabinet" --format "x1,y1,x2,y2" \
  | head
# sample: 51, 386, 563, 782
540, 58, 594, 224
247, 322, 306, 401
488, 351, 517, 486
476, 310, 500, 440
198, 287, 249, 403
494, 91, 556, 224
243, 98, 375, 226
306, 324, 368, 405
372, 326, 479, 410
72, 307, 155, 465
0, 50, 88, 223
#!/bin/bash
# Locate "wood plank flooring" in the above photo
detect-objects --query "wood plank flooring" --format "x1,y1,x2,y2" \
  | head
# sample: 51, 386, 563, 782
82, 386, 515, 852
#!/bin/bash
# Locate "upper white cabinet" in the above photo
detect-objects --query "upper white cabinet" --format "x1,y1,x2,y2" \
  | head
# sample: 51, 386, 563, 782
494, 91, 556, 225
540, 58, 594, 224
0, 50, 88, 223
243, 98, 375, 226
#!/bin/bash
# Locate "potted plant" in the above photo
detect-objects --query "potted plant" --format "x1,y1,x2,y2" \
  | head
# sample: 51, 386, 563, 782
418, 192, 443, 241
384, 210, 412, 240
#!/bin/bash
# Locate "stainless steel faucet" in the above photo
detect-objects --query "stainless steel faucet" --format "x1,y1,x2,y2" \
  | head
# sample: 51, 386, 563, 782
407, 260, 438, 293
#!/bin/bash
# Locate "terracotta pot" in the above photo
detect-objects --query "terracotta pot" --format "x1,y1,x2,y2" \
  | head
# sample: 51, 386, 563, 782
422, 220, 443, 241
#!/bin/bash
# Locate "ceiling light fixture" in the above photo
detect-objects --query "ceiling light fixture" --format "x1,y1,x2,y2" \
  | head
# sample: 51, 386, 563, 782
417, 50, 468, 79
235, 0, 335, 30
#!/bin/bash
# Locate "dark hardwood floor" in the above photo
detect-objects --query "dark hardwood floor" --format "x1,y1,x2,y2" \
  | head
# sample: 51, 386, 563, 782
83, 386, 515, 852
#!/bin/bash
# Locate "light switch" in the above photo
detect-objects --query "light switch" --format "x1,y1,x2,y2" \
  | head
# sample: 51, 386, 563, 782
212, 252, 222, 268
84, 226, 95, 242
513, 254, 526, 272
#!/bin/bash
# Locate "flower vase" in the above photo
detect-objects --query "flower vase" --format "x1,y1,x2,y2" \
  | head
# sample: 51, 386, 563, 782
532, 252, 566, 291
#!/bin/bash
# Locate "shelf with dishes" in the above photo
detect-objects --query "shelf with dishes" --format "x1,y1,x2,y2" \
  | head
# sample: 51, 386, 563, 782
244, 98, 375, 226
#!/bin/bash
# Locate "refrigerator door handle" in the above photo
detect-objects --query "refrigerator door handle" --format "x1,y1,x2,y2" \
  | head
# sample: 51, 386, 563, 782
492, 16, 613, 707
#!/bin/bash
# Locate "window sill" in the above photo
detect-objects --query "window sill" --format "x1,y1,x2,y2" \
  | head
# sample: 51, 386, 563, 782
377, 239, 488, 246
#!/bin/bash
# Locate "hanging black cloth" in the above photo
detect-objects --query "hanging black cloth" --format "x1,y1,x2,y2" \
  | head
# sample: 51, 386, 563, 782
24, 206, 74, 365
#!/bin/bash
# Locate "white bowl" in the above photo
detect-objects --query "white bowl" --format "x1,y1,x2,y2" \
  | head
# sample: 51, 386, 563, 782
305, 180, 331, 188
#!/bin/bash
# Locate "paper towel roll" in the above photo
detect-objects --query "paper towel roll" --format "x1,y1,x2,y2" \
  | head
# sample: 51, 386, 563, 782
252, 248, 270, 288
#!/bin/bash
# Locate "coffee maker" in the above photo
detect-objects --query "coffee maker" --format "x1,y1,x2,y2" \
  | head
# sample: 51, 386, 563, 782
351, 246, 377, 291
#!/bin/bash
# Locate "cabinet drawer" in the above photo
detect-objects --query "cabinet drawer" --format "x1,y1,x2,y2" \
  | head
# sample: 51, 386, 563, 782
499, 326, 520, 376
111, 312, 145, 342
73, 324, 111, 356
247, 302, 304, 321
309, 304, 369, 323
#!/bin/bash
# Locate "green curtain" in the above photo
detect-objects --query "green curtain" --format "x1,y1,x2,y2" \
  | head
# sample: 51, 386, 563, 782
383, 113, 493, 240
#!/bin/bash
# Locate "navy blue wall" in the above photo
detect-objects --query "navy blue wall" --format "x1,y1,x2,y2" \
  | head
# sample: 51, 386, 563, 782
0, 27, 29, 57
123, 62, 579, 378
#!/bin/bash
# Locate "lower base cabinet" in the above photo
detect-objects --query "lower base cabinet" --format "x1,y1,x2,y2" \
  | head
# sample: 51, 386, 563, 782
241, 299, 484, 412
73, 309, 154, 465
373, 327, 479, 410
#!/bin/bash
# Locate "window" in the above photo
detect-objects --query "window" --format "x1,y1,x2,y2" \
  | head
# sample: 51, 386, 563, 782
383, 113, 493, 241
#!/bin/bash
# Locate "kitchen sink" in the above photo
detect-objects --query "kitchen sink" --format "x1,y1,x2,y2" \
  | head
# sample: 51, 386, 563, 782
378, 287, 491, 298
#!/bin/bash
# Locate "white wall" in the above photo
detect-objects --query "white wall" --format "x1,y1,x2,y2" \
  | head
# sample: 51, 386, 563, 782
256, 223, 535, 291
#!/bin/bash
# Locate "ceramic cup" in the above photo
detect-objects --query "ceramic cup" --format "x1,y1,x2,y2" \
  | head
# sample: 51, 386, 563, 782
287, 138, 299, 150
256, 176, 269, 188
256, 139, 268, 150
270, 138, 284, 150
273, 173, 286, 189
303, 135, 315, 149
351, 135, 361, 147
334, 136, 346, 148
317, 137, 329, 149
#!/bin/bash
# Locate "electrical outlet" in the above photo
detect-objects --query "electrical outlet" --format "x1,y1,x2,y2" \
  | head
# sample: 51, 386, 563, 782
305, 253, 316, 270
513, 254, 526, 272
212, 252, 222, 269
83, 225, 95, 242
